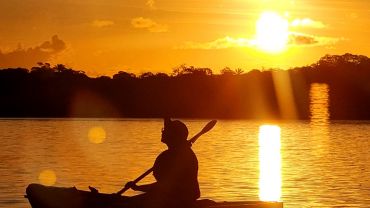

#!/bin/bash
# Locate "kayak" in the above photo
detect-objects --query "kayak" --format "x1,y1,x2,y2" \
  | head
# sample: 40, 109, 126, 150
26, 184, 283, 208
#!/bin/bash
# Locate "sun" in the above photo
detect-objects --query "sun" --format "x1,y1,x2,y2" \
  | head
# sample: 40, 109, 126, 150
254, 11, 289, 53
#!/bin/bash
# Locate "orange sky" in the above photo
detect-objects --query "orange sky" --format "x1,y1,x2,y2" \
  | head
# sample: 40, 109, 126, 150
0, 0, 369, 76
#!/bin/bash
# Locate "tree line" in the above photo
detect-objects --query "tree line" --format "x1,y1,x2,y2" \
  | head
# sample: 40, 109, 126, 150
0, 53, 369, 119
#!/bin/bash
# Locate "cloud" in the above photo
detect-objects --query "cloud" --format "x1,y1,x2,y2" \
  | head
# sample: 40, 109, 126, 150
146, 0, 156, 10
91, 20, 115, 28
288, 32, 341, 46
288, 33, 318, 45
131, 17, 168, 33
177, 36, 253, 50
0, 35, 66, 68
290, 18, 326, 28
177, 33, 341, 50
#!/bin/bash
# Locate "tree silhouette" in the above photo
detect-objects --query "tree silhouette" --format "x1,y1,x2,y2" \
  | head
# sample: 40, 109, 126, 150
0, 54, 369, 119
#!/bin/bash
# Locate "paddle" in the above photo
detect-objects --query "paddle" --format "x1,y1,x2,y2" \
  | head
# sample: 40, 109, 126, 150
116, 120, 217, 195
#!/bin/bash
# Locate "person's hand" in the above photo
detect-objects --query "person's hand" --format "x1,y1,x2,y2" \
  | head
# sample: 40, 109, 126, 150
124, 181, 138, 191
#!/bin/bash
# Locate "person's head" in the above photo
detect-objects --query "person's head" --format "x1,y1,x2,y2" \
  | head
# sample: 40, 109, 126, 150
161, 118, 188, 147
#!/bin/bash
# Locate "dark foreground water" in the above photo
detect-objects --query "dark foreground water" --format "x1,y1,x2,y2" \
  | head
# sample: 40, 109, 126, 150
0, 119, 369, 208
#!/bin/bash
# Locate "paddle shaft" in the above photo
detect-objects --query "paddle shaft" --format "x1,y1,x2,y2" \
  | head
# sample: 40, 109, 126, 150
116, 120, 217, 195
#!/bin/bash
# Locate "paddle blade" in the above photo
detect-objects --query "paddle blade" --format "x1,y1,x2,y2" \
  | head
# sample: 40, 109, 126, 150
201, 120, 217, 133
188, 120, 217, 144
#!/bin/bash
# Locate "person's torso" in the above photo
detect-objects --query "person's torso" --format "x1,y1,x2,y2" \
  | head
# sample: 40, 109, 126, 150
153, 147, 200, 201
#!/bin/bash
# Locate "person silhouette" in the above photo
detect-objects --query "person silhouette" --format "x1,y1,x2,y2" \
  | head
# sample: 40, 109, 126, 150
123, 118, 200, 208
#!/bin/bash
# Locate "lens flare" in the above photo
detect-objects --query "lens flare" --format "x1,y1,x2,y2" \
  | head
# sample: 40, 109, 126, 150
38, 170, 57, 186
310, 83, 330, 125
88, 126, 106, 144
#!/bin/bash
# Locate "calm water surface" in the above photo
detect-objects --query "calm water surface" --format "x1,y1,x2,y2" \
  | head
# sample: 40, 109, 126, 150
0, 119, 369, 208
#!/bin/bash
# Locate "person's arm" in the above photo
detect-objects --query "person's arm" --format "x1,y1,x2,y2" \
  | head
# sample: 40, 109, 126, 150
125, 181, 158, 193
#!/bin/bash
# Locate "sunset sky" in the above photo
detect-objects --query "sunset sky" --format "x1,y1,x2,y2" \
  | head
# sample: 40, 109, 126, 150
0, 0, 369, 76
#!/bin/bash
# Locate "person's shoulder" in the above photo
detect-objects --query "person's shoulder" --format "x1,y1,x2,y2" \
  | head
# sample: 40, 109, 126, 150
160, 149, 170, 155
156, 149, 171, 159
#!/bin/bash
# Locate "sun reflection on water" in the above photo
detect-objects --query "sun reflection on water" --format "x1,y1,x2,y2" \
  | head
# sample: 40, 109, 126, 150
259, 125, 281, 202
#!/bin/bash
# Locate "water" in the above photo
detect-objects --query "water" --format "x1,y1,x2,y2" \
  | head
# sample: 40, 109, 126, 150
0, 119, 369, 208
